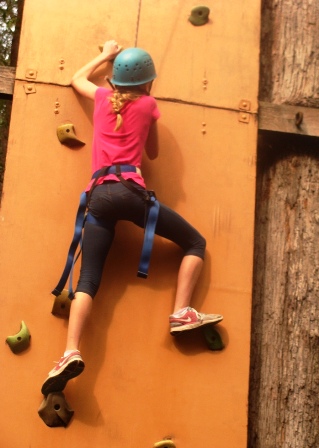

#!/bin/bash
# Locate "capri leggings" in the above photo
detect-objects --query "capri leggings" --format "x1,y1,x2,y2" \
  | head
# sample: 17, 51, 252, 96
76, 181, 206, 298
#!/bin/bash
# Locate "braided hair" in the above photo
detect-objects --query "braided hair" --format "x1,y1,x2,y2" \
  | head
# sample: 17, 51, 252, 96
108, 87, 144, 131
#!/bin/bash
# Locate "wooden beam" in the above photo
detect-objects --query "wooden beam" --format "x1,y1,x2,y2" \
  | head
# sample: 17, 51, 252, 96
258, 101, 319, 137
0, 66, 16, 99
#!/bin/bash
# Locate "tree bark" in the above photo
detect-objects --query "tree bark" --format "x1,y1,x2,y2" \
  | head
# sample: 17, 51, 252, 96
249, 133, 319, 447
0, 0, 24, 197
249, 0, 319, 446
259, 0, 319, 106
0, 66, 16, 97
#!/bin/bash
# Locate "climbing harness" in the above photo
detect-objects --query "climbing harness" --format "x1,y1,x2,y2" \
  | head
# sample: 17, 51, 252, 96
52, 164, 159, 298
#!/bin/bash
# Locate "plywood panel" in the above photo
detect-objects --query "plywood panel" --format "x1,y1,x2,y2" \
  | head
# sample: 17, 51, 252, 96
0, 89, 255, 448
0, 0, 260, 447
138, 0, 260, 111
16, 0, 139, 85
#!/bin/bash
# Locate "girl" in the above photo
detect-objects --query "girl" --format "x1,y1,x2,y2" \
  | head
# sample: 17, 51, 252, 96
41, 40, 223, 396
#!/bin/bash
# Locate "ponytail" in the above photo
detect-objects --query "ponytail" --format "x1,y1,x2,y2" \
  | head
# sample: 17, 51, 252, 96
108, 88, 144, 131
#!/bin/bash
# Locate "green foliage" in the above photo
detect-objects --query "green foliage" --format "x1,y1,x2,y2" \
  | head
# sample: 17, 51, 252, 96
0, 0, 18, 66
0, 1, 19, 195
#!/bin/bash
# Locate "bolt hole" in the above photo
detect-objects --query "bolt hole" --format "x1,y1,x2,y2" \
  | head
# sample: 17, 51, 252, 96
17, 336, 22, 341
54, 404, 61, 411
295, 111, 303, 127
66, 129, 70, 133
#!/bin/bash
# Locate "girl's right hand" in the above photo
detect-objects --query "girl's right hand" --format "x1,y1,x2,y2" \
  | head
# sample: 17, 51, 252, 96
102, 40, 122, 61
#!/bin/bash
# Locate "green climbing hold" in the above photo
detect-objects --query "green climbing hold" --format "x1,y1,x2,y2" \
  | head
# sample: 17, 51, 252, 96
189, 6, 210, 26
6, 320, 31, 354
203, 325, 224, 351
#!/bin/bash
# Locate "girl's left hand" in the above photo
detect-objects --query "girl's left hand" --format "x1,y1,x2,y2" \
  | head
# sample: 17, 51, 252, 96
103, 40, 122, 60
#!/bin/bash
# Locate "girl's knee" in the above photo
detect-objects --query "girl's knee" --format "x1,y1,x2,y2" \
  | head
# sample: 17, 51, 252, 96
186, 234, 206, 259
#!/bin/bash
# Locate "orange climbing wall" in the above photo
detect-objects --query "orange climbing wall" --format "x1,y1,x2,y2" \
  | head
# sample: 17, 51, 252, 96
0, 1, 260, 447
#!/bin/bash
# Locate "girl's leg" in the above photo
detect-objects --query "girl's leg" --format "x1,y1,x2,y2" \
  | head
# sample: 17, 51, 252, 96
41, 221, 114, 395
170, 252, 223, 333
66, 220, 115, 349
154, 203, 206, 312
65, 292, 93, 351
154, 203, 223, 331
173, 255, 203, 313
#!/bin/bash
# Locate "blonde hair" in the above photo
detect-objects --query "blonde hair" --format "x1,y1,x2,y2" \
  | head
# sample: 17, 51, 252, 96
109, 88, 144, 131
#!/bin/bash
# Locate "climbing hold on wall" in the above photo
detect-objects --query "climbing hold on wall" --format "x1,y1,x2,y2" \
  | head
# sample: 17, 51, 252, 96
99, 43, 124, 53
153, 439, 176, 448
56, 123, 85, 148
38, 392, 74, 427
189, 6, 210, 26
51, 289, 72, 318
203, 325, 224, 351
6, 321, 31, 354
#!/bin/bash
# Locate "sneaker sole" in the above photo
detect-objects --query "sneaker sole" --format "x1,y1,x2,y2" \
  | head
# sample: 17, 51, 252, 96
170, 317, 223, 335
41, 360, 85, 396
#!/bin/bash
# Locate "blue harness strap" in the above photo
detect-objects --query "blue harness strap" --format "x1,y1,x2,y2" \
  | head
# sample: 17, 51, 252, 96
51, 191, 87, 298
137, 195, 160, 278
51, 165, 159, 298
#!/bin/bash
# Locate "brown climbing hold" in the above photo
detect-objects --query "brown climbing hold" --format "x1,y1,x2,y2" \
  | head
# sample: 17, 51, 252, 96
189, 6, 210, 26
56, 123, 85, 148
51, 289, 72, 318
38, 392, 74, 427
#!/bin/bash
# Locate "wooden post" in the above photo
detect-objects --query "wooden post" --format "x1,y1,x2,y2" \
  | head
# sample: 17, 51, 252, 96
0, 66, 16, 99
249, 1, 319, 447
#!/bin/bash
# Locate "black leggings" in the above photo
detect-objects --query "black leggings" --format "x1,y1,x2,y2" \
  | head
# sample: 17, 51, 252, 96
76, 182, 206, 298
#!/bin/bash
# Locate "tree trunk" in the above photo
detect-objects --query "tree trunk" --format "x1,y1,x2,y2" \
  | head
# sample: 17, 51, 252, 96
249, 0, 319, 447
259, 0, 319, 107
0, 0, 24, 197
249, 133, 319, 447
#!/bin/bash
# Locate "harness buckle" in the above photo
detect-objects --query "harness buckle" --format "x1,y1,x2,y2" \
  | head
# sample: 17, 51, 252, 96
146, 190, 157, 203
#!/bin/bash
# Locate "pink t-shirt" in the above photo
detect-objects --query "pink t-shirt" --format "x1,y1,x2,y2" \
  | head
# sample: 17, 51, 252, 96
86, 87, 160, 191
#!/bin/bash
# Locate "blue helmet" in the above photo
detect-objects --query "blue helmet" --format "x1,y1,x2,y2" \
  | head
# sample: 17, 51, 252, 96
111, 47, 157, 86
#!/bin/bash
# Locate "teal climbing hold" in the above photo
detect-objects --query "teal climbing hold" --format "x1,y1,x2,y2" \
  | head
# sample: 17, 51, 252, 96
6, 320, 31, 354
189, 6, 210, 26
203, 325, 224, 351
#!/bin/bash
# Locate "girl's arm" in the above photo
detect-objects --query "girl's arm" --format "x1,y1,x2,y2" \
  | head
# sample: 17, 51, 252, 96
145, 122, 159, 160
71, 40, 121, 100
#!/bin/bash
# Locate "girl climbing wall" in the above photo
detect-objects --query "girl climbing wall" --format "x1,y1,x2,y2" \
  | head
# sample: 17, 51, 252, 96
40, 40, 223, 396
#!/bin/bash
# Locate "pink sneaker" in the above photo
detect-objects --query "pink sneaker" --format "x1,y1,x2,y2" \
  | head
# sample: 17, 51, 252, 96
41, 350, 85, 396
169, 307, 223, 335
